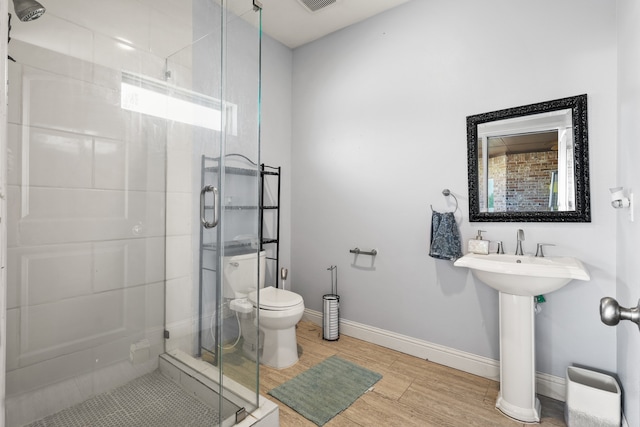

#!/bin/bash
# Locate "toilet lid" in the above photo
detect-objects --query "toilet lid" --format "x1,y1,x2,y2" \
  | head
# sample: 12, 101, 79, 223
248, 286, 303, 310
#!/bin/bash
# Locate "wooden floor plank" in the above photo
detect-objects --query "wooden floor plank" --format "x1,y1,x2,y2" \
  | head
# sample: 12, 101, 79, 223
260, 321, 565, 426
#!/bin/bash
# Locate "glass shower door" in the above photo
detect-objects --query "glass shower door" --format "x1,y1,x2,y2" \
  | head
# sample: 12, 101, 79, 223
163, 0, 262, 422
219, 1, 262, 410
5, 0, 261, 425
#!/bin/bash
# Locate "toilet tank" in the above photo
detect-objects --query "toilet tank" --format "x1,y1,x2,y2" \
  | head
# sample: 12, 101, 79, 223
222, 250, 266, 299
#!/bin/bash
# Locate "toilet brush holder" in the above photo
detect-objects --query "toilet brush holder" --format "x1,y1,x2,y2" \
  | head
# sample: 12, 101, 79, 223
323, 265, 340, 341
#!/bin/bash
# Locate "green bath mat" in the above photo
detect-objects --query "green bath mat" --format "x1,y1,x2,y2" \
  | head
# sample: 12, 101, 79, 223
268, 355, 382, 426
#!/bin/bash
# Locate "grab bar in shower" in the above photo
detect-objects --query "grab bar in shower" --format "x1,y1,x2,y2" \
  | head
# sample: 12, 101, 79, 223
349, 247, 378, 256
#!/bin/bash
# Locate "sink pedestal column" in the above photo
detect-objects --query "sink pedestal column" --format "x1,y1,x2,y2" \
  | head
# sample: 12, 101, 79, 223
496, 292, 541, 423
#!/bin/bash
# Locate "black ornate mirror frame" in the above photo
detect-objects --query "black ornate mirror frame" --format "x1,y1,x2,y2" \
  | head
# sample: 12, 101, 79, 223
467, 94, 590, 222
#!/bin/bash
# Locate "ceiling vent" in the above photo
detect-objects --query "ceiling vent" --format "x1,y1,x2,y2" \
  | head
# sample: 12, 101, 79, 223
297, 0, 338, 13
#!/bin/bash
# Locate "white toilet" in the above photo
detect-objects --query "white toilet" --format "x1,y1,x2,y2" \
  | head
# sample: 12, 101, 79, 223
224, 251, 305, 369
248, 286, 305, 369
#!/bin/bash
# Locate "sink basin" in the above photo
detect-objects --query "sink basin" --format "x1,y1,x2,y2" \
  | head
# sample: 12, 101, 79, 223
454, 253, 590, 296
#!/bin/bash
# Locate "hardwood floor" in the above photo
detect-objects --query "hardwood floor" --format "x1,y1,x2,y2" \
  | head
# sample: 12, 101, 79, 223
259, 321, 566, 427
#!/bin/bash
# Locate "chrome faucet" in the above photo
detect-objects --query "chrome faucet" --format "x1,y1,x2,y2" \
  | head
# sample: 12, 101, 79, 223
535, 243, 555, 257
515, 229, 525, 255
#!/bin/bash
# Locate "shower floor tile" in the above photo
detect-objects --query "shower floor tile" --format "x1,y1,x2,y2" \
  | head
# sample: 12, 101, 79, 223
24, 371, 220, 427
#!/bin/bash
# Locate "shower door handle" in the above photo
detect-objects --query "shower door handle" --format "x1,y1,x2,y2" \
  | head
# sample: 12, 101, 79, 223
200, 185, 219, 228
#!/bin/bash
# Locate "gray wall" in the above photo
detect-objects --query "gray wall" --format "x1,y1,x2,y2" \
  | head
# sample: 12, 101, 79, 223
261, 34, 294, 284
616, 0, 640, 425
289, 0, 618, 380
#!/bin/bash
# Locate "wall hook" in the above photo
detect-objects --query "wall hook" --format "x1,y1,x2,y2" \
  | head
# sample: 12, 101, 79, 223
610, 187, 634, 222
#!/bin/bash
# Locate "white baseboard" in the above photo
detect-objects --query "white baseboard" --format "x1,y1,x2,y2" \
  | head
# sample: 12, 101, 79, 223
303, 309, 566, 402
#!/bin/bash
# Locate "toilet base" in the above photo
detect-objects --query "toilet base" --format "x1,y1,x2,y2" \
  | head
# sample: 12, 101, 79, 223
242, 341, 259, 362
239, 315, 261, 362
260, 326, 299, 369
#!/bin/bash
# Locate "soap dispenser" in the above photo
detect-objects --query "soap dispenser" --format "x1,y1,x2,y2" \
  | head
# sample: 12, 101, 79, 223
468, 230, 490, 255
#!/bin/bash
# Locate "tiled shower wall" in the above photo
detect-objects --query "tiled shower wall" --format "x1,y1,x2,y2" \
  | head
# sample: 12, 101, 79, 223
5, 26, 174, 424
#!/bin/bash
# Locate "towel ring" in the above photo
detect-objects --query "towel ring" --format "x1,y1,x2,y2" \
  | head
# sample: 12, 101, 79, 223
431, 189, 459, 213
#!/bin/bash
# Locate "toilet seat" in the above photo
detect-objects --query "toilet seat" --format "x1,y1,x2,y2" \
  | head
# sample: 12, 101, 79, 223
248, 286, 303, 310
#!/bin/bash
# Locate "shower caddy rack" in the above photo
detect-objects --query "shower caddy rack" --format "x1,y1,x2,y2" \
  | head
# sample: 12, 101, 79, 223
259, 163, 282, 287
198, 156, 281, 364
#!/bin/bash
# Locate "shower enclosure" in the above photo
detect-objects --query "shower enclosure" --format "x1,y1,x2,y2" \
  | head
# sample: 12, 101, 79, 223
4, 0, 265, 426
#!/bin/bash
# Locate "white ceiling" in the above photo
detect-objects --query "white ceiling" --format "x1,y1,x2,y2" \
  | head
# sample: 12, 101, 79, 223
261, 0, 411, 48
9, 0, 411, 57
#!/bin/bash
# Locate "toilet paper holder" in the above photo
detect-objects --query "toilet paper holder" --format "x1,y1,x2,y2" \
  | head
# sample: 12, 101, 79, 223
349, 247, 378, 256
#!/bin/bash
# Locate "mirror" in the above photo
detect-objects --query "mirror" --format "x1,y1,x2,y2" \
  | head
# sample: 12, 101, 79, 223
467, 94, 590, 222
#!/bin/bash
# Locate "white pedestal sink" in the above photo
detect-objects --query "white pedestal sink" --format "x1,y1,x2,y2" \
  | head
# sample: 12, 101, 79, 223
454, 253, 590, 423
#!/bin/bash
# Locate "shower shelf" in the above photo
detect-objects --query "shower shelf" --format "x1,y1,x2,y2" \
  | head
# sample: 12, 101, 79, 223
225, 205, 258, 210
198, 157, 282, 365
203, 205, 259, 211
203, 165, 258, 176
199, 156, 273, 365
